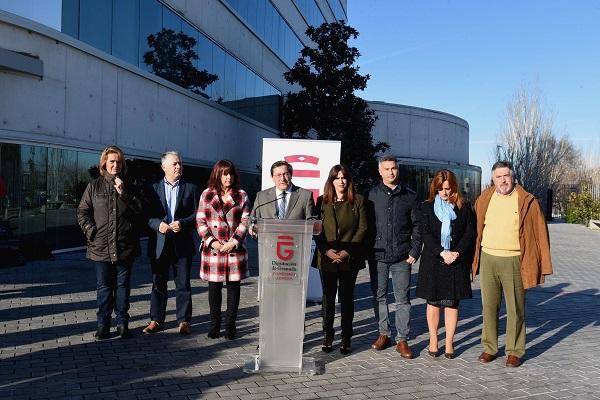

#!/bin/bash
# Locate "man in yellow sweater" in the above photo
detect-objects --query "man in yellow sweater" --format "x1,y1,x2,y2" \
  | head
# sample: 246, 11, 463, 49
472, 161, 553, 368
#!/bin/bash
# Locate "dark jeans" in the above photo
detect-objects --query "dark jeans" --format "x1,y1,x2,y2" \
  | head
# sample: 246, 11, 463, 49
149, 242, 192, 324
94, 260, 133, 327
320, 268, 359, 340
207, 281, 240, 330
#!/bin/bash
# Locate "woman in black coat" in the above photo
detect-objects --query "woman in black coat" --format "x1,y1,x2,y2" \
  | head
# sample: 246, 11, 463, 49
78, 145, 143, 340
416, 169, 474, 358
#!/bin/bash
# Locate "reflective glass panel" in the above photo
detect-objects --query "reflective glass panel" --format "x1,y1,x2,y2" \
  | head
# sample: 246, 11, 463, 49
162, 6, 181, 33
112, 0, 139, 66
211, 45, 226, 101
224, 55, 237, 102
46, 148, 79, 249
139, 0, 162, 71
79, 0, 112, 53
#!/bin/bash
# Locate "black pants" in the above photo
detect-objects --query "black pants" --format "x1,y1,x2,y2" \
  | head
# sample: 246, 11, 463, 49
207, 281, 241, 330
149, 239, 192, 324
320, 268, 359, 340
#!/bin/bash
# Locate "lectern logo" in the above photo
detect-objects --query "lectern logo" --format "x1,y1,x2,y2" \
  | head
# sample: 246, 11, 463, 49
276, 235, 294, 261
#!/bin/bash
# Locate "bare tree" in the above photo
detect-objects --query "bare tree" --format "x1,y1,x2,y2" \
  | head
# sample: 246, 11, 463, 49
496, 83, 582, 199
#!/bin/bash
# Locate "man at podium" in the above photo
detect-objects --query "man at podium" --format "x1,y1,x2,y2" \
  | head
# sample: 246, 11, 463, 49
251, 160, 315, 221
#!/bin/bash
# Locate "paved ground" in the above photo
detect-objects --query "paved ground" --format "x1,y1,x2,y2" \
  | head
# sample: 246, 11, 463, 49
1, 223, 599, 400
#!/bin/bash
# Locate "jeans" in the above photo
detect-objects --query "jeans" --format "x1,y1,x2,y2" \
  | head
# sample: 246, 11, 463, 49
94, 260, 133, 327
320, 268, 359, 340
149, 251, 192, 324
369, 259, 412, 342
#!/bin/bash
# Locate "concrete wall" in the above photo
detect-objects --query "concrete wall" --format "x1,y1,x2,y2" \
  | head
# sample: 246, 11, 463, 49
0, 12, 278, 173
368, 101, 470, 165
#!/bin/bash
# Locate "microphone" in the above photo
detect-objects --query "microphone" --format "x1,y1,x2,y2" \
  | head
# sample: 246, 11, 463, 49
250, 193, 286, 234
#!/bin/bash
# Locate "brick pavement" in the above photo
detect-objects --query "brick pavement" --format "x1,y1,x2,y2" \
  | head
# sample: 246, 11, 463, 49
1, 223, 599, 399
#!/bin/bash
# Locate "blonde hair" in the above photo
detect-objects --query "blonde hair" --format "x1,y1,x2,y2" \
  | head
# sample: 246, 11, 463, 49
98, 145, 127, 176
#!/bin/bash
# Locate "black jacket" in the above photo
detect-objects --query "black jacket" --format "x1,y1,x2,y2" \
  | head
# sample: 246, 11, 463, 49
146, 178, 200, 260
77, 175, 143, 262
366, 182, 422, 263
415, 200, 474, 301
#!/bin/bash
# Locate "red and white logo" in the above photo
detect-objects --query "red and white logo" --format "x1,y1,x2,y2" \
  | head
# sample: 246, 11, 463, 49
276, 235, 294, 261
284, 154, 321, 203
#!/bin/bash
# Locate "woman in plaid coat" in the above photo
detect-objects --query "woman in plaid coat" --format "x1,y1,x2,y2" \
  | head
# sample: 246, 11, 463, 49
196, 160, 250, 340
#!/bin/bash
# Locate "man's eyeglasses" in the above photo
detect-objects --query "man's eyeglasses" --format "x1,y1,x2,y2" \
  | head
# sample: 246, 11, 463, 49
273, 172, 291, 179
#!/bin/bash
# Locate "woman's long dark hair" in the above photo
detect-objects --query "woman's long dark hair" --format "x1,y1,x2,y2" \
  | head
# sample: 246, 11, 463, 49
322, 164, 355, 205
207, 159, 240, 194
426, 169, 464, 209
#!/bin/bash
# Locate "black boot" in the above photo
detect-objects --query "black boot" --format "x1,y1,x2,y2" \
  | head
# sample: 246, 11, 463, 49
224, 282, 240, 340
94, 326, 110, 340
340, 337, 352, 355
208, 282, 222, 339
224, 324, 236, 340
117, 324, 132, 339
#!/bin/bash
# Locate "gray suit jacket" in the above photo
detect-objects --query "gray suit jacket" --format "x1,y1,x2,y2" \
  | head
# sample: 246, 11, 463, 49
252, 185, 315, 220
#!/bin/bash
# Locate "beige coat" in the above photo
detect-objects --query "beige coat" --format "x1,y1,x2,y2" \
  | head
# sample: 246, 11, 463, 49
472, 184, 553, 289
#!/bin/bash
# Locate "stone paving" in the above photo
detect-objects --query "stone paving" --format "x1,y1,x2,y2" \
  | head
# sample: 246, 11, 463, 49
1, 223, 599, 399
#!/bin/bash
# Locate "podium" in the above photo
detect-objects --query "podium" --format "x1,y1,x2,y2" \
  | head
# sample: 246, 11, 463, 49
244, 218, 321, 375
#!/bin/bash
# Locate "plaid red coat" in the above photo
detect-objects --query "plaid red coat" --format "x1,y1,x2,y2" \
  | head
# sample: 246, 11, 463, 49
196, 188, 250, 282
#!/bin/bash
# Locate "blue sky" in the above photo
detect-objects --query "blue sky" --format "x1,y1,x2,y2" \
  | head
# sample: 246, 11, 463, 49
348, 0, 600, 181
0, 0, 61, 29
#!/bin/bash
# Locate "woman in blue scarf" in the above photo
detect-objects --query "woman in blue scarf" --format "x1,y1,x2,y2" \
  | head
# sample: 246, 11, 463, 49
416, 169, 474, 359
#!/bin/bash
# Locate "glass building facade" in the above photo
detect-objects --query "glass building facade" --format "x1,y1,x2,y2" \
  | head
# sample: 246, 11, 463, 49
327, 0, 347, 22
1, 0, 345, 255
293, 0, 326, 29
223, 0, 303, 67
0, 143, 260, 258
62, 0, 283, 129
396, 159, 482, 205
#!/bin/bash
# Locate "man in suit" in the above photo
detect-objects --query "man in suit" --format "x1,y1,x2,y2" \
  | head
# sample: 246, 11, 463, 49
143, 151, 200, 335
251, 160, 315, 222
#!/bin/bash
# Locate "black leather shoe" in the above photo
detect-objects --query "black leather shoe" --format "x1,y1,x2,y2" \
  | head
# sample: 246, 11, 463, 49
94, 326, 110, 340
117, 325, 132, 339
444, 353, 456, 359
427, 347, 440, 357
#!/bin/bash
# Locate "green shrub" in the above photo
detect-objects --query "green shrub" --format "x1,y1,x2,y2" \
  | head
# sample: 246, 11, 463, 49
565, 191, 600, 224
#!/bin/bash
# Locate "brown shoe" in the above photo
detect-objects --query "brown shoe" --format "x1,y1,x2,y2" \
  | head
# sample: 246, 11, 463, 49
178, 321, 192, 335
396, 340, 412, 359
142, 321, 161, 334
371, 335, 391, 350
478, 352, 497, 363
506, 355, 522, 368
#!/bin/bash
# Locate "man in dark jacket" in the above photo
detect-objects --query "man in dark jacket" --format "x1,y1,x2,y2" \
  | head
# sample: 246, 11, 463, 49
78, 145, 143, 340
142, 151, 200, 335
367, 155, 422, 358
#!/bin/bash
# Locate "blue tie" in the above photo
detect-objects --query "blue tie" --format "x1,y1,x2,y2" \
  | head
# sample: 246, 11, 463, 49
278, 192, 287, 219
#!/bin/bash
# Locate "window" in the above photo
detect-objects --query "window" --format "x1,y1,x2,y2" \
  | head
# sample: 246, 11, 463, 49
112, 0, 139, 66
79, 0, 112, 53
139, 0, 162, 71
